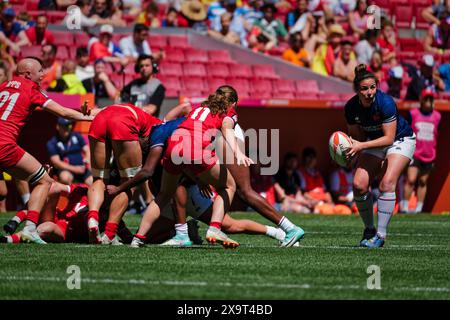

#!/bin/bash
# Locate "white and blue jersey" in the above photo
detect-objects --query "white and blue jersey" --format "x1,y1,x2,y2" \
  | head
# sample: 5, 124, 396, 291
344, 90, 413, 141
149, 117, 186, 150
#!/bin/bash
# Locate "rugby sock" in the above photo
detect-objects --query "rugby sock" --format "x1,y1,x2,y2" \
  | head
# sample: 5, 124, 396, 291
266, 226, 285, 241
25, 210, 40, 226
134, 233, 147, 241
21, 193, 30, 205
377, 192, 396, 238
209, 221, 222, 230
12, 210, 27, 224
87, 210, 99, 229
278, 216, 295, 232
415, 202, 424, 213
355, 192, 374, 229
400, 200, 409, 212
105, 222, 118, 240
175, 223, 188, 236
6, 234, 20, 244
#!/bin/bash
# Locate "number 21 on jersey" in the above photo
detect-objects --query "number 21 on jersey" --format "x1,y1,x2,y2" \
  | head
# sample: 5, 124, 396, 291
0, 91, 20, 121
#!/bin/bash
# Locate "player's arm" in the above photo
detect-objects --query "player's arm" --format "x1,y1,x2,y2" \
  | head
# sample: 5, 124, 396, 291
221, 118, 253, 167
347, 121, 396, 158
44, 100, 94, 121
106, 146, 164, 196
164, 102, 192, 121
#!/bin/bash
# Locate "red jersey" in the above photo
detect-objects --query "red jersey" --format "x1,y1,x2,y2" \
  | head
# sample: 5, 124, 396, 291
25, 27, 55, 46
0, 76, 51, 144
56, 184, 89, 221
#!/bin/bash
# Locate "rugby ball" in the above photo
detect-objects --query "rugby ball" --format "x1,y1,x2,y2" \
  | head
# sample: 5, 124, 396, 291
329, 131, 352, 167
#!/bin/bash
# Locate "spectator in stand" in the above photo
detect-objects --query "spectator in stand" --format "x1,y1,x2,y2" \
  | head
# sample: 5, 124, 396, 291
179, 0, 208, 33
120, 54, 165, 116
311, 23, 345, 76
46, 118, 92, 186
348, 0, 369, 40
136, 1, 162, 27
208, 12, 241, 45
75, 47, 94, 82
62, 0, 104, 28
210, 0, 248, 47
333, 39, 358, 81
25, 15, 54, 46
329, 166, 355, 212
354, 28, 380, 65
402, 89, 441, 213
0, 50, 15, 80
38, 0, 76, 10
285, 0, 315, 47
90, 0, 126, 27
424, 16, 450, 56
385, 65, 403, 99
297, 147, 335, 213
367, 50, 385, 84
120, 23, 164, 62
274, 152, 312, 213
236, 0, 264, 31
0, 8, 30, 53
88, 24, 129, 66
122, 0, 143, 17
250, 163, 278, 210
438, 63, 450, 91
421, 0, 450, 26
16, 12, 34, 30
377, 19, 397, 65
41, 44, 62, 89
249, 2, 288, 52
405, 54, 445, 101
282, 32, 310, 68
162, 7, 186, 27
48, 59, 87, 95
82, 59, 119, 105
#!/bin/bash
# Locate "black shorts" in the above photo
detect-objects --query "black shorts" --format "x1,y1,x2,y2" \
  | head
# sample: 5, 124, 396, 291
411, 159, 434, 171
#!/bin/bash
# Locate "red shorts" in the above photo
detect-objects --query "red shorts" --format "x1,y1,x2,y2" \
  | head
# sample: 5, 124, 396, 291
162, 136, 216, 175
0, 143, 26, 170
88, 107, 141, 143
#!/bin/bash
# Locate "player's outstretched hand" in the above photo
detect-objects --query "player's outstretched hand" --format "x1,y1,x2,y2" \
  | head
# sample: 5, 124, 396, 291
237, 154, 254, 167
345, 137, 363, 159
106, 185, 120, 197
198, 182, 214, 199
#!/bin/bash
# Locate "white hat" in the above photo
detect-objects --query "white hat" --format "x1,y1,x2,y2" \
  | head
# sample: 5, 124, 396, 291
99, 24, 114, 35
422, 54, 435, 67
389, 66, 404, 79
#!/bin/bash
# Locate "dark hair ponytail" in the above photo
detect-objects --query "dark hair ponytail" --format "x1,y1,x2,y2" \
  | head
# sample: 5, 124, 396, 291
353, 64, 378, 91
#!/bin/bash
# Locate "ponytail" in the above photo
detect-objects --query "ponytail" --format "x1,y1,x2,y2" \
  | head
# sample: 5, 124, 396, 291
200, 85, 238, 115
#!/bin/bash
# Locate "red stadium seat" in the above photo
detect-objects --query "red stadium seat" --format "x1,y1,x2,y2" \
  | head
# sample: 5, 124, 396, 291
183, 63, 207, 77
179, 89, 207, 98
159, 62, 183, 77
228, 64, 252, 78
394, 5, 413, 28
21, 45, 42, 58
56, 46, 70, 60
157, 76, 182, 92
12, 4, 26, 12
51, 31, 74, 47
9, 0, 25, 3
182, 77, 207, 92
273, 92, 296, 99
206, 64, 230, 78
72, 32, 91, 48
208, 50, 234, 63
110, 74, 125, 89
399, 38, 422, 51
148, 34, 167, 49
254, 91, 274, 99
226, 78, 250, 92
273, 79, 296, 93
295, 80, 319, 93
25, 0, 39, 10
251, 79, 273, 93
318, 92, 341, 101
47, 11, 66, 24
252, 65, 279, 79
206, 77, 227, 92
295, 92, 318, 99
184, 48, 209, 63
168, 35, 190, 49
165, 48, 185, 62
415, 5, 430, 29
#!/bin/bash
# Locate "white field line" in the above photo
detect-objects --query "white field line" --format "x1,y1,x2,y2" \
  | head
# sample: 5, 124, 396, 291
1, 275, 449, 294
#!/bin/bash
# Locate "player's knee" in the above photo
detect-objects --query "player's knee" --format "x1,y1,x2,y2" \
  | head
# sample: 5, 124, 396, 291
58, 171, 73, 185
379, 177, 397, 193
418, 177, 428, 188
352, 177, 369, 195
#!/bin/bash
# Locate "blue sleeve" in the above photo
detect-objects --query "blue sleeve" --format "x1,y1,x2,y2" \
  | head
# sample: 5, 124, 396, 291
286, 12, 295, 27
439, 64, 450, 78
12, 22, 24, 35
381, 94, 397, 124
46, 138, 58, 157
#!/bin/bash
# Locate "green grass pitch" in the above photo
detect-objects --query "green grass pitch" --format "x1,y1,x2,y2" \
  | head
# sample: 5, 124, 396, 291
0, 212, 449, 300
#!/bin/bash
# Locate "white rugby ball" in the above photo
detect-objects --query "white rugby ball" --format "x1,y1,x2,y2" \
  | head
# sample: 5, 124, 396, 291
329, 131, 352, 167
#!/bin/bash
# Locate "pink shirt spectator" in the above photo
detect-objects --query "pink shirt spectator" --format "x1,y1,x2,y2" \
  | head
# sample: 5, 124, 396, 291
410, 108, 441, 163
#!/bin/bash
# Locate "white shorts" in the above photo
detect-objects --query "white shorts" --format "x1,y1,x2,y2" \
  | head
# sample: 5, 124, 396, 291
362, 134, 416, 161
160, 184, 213, 220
